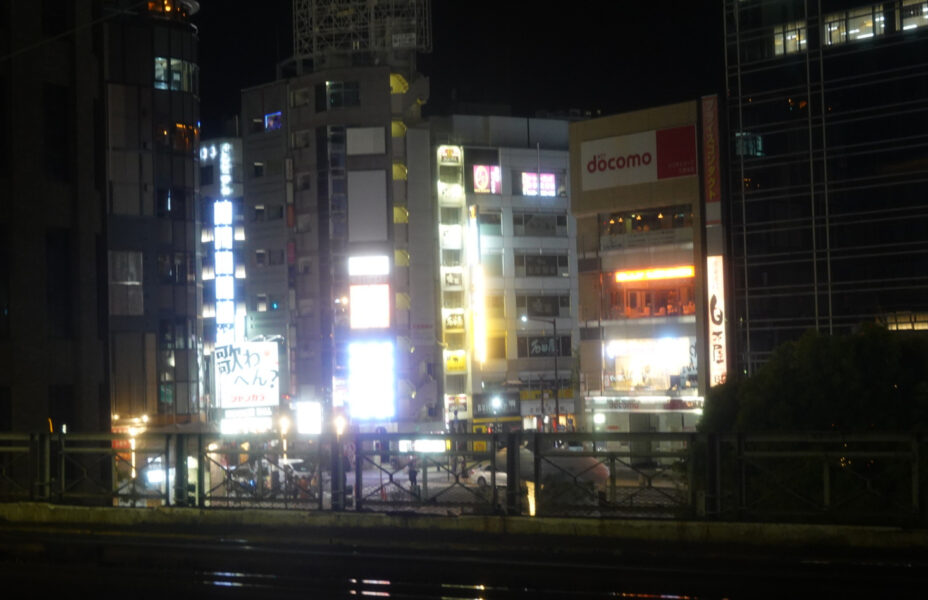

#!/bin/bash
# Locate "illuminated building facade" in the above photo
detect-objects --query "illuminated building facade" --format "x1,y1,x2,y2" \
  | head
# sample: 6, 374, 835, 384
239, 0, 435, 433
569, 99, 726, 435
724, 0, 928, 373
0, 1, 205, 433
105, 1, 204, 430
432, 116, 578, 433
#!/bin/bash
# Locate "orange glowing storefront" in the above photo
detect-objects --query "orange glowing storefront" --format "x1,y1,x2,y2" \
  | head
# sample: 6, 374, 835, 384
568, 97, 727, 436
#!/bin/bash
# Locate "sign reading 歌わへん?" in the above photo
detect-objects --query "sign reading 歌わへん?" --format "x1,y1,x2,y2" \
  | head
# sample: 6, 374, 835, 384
216, 342, 280, 409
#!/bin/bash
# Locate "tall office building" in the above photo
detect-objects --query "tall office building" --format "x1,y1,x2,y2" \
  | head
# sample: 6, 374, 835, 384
0, 0, 204, 433
238, 0, 434, 433
0, 1, 108, 433
569, 99, 725, 436
431, 115, 578, 433
104, 0, 204, 430
724, 0, 928, 374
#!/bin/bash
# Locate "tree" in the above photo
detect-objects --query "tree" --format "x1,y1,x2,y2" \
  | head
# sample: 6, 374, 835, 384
699, 324, 928, 433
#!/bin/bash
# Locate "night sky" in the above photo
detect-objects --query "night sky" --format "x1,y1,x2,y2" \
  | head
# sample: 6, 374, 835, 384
193, 1, 724, 137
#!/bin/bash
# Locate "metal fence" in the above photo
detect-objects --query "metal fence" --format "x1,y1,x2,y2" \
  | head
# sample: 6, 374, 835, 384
0, 431, 924, 525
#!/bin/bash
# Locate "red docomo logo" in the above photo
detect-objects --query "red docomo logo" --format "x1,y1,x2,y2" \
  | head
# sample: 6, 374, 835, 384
587, 152, 653, 173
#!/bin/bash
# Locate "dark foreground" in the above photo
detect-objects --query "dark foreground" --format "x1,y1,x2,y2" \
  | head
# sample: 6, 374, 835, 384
0, 506, 925, 598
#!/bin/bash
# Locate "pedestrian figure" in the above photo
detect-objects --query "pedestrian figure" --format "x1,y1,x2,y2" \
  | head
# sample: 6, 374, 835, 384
408, 458, 418, 488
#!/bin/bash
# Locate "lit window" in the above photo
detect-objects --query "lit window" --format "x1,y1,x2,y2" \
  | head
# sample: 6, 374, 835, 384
901, 0, 928, 31
109, 251, 144, 316
773, 20, 806, 55
264, 111, 282, 131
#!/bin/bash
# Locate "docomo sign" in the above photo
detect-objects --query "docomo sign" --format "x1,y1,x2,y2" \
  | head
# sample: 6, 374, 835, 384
581, 126, 697, 191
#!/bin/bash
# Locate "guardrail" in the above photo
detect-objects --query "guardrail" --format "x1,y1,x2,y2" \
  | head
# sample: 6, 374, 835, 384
0, 431, 923, 525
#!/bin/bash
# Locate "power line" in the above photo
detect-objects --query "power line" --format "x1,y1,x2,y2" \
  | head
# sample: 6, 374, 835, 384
0, 1, 150, 64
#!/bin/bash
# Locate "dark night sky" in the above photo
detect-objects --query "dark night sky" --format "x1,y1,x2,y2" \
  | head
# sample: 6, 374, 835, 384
193, 1, 724, 137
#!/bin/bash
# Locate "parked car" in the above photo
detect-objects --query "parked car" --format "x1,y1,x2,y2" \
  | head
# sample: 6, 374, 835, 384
468, 462, 507, 488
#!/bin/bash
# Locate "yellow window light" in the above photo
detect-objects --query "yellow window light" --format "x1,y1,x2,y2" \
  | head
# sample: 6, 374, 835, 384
615, 266, 695, 283
393, 206, 409, 224
392, 162, 408, 181
391, 120, 407, 138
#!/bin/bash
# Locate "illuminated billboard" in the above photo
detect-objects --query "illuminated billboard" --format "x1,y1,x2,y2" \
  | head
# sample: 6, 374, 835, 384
349, 284, 390, 329
580, 125, 697, 191
348, 255, 390, 276
615, 266, 694, 282
707, 255, 727, 386
522, 172, 557, 197
215, 342, 280, 409
348, 341, 395, 420
473, 165, 501, 194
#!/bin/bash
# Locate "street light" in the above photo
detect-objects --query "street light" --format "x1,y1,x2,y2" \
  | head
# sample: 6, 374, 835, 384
521, 314, 559, 432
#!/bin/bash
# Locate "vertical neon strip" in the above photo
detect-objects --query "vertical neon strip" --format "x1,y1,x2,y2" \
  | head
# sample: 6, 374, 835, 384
214, 142, 239, 344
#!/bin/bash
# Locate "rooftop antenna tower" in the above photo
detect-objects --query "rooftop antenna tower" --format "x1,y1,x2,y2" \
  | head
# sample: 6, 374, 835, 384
292, 0, 431, 72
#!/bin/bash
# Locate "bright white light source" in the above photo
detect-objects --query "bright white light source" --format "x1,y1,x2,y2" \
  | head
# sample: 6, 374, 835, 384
215, 251, 234, 276
593, 413, 606, 425
215, 276, 234, 300
348, 341, 395, 420
349, 284, 390, 329
348, 255, 390, 276
214, 201, 233, 226
295, 401, 323, 434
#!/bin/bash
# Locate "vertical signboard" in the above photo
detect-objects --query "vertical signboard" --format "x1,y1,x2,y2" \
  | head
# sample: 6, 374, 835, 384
701, 95, 722, 227
706, 255, 727, 386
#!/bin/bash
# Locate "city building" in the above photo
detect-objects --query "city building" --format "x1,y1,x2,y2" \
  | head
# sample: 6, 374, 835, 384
238, 0, 435, 434
0, 1, 108, 432
723, 0, 928, 374
431, 115, 578, 433
104, 0, 204, 430
1, 0, 205, 434
569, 98, 725, 435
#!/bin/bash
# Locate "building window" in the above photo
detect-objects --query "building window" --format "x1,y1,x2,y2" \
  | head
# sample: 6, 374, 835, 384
153, 57, 198, 93
291, 87, 312, 107
445, 374, 466, 395
109, 251, 144, 316
599, 205, 693, 240
441, 249, 462, 267
440, 207, 461, 225
487, 335, 506, 360
477, 212, 501, 236
256, 293, 268, 312
773, 20, 806, 55
516, 294, 570, 318
317, 81, 361, 111
515, 253, 568, 277
253, 162, 265, 178
481, 252, 503, 277
443, 291, 464, 309
200, 165, 214, 186
513, 212, 567, 237
46, 229, 73, 338
157, 253, 188, 284
901, 1, 928, 31
735, 132, 764, 157
255, 249, 267, 266
264, 111, 282, 131
487, 294, 504, 318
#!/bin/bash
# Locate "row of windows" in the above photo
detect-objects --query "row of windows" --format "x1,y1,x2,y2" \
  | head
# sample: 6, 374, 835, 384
475, 212, 569, 237
774, 1, 927, 56
600, 205, 694, 237
472, 252, 570, 278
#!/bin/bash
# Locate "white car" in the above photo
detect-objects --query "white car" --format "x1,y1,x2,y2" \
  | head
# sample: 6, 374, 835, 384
468, 462, 507, 488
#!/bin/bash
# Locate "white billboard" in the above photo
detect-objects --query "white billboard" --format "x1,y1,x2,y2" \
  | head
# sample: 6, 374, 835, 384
215, 342, 280, 409
707, 255, 728, 386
